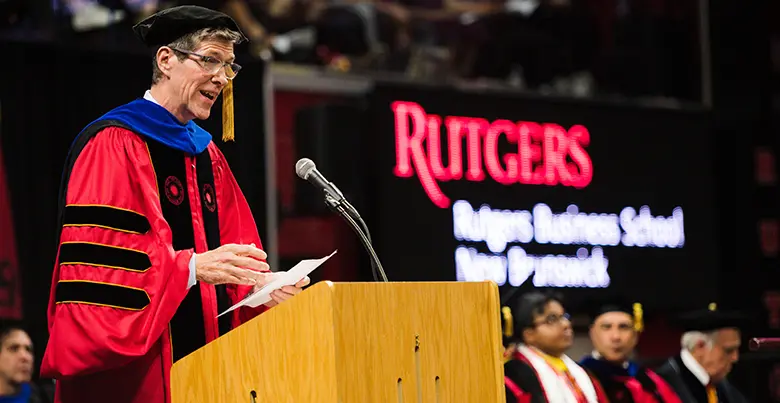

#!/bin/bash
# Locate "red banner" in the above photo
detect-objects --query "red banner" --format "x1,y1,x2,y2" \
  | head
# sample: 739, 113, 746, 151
0, 145, 22, 319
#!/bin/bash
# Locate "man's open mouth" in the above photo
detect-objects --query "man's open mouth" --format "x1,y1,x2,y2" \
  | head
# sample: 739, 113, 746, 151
200, 90, 216, 100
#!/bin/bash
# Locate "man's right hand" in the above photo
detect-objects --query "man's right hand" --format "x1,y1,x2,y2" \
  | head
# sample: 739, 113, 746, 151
194, 244, 269, 286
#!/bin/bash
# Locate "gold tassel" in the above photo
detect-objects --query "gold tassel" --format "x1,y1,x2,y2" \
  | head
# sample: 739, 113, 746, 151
708, 302, 717, 311
222, 80, 235, 142
502, 306, 513, 338
633, 303, 644, 333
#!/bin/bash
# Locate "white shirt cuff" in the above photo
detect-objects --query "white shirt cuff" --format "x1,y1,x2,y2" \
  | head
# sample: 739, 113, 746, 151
187, 254, 197, 289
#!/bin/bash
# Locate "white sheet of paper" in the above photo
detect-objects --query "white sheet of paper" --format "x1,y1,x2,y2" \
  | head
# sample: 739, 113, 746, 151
217, 250, 337, 317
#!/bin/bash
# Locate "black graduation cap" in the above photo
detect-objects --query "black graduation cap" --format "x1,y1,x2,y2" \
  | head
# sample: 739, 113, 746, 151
132, 6, 247, 142
132, 5, 247, 48
589, 298, 644, 332
675, 303, 748, 332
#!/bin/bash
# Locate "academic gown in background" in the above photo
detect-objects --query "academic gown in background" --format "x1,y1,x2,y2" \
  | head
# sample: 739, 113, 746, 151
654, 355, 750, 403
0, 383, 36, 403
579, 356, 682, 403
504, 346, 608, 403
505, 357, 550, 403
40, 99, 269, 403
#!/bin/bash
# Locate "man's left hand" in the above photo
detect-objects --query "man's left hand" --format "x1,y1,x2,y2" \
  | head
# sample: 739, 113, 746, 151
261, 276, 311, 308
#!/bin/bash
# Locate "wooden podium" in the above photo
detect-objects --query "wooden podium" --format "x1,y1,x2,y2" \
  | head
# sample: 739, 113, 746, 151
170, 281, 505, 402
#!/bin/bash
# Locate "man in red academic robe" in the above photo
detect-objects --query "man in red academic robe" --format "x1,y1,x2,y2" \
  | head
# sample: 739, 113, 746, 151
40, 6, 309, 403
579, 300, 681, 403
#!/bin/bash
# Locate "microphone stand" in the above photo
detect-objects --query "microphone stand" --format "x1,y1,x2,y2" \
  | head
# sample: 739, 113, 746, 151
749, 337, 780, 351
324, 194, 388, 282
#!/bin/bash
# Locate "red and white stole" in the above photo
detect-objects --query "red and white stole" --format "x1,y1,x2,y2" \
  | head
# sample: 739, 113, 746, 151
517, 345, 599, 403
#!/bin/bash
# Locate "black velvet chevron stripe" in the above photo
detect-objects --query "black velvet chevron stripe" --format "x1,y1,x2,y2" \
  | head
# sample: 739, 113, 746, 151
55, 280, 150, 311
63, 205, 151, 234
59, 242, 152, 272
196, 150, 232, 337
145, 139, 207, 363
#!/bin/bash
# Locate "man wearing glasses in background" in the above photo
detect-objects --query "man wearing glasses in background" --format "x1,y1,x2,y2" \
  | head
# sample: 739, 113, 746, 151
40, 6, 309, 403
504, 291, 608, 403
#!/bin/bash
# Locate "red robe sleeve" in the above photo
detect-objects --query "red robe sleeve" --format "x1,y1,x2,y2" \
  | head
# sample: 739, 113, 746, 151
586, 372, 610, 403
208, 144, 269, 328
41, 128, 192, 379
504, 375, 532, 403
646, 370, 682, 403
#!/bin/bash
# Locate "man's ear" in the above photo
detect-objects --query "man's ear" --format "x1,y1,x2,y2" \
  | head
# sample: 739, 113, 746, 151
629, 329, 639, 349
523, 328, 534, 344
156, 47, 175, 77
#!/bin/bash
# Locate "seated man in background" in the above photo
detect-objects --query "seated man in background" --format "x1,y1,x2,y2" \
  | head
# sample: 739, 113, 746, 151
504, 291, 607, 403
0, 324, 49, 403
655, 305, 750, 403
579, 301, 681, 403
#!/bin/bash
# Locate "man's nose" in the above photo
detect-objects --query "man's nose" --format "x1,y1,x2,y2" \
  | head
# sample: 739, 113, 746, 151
212, 71, 228, 87
561, 318, 572, 330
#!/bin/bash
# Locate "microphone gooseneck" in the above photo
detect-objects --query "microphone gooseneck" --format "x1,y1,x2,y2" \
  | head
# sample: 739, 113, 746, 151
295, 158, 373, 242
295, 158, 387, 282
331, 198, 388, 282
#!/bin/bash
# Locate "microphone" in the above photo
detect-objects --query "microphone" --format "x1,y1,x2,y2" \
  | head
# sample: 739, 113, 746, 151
295, 158, 347, 208
296, 158, 368, 238
295, 158, 388, 282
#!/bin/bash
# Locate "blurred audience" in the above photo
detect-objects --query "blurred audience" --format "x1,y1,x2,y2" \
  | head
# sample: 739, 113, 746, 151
0, 0, 705, 101
454, 0, 598, 96
54, 0, 153, 31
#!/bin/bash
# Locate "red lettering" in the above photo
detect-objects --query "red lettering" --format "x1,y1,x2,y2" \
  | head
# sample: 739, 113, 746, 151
391, 101, 594, 208
392, 101, 419, 178
484, 120, 519, 185
518, 122, 544, 185
567, 125, 593, 188
446, 117, 487, 181
392, 101, 450, 208
426, 115, 448, 180
543, 124, 572, 186
465, 118, 488, 181
444, 117, 464, 180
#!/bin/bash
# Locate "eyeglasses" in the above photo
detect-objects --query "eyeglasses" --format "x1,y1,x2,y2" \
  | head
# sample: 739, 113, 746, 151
534, 313, 571, 327
171, 48, 242, 80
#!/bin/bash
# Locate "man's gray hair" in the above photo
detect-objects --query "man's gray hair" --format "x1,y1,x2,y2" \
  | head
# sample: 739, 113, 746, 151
681, 330, 719, 351
151, 27, 243, 84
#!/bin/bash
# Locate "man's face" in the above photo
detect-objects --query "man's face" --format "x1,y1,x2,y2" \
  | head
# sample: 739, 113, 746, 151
0, 330, 33, 385
165, 39, 235, 122
589, 312, 637, 363
523, 301, 573, 356
694, 328, 741, 383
